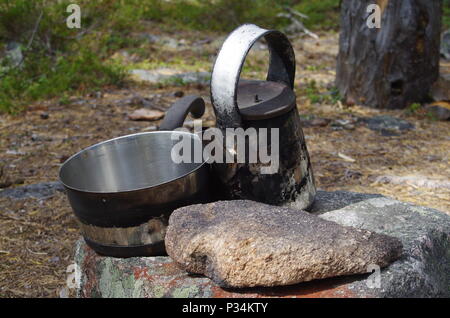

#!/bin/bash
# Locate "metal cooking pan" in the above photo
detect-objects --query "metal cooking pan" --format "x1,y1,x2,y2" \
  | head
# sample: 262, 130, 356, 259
59, 96, 209, 257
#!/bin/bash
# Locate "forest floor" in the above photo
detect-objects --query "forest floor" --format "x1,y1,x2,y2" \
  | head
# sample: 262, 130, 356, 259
0, 31, 449, 297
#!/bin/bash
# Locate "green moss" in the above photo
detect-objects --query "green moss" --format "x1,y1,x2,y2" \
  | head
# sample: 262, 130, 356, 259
293, 0, 340, 30
132, 279, 144, 298
444, 0, 450, 29
126, 58, 209, 72
302, 80, 341, 105
98, 259, 114, 297
172, 285, 199, 298
408, 103, 422, 114
151, 285, 166, 298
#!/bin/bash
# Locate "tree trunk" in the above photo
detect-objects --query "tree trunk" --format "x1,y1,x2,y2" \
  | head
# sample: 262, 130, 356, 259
336, 0, 442, 109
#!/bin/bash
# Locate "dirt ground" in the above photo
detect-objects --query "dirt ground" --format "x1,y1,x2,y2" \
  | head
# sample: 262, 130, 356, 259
0, 31, 449, 297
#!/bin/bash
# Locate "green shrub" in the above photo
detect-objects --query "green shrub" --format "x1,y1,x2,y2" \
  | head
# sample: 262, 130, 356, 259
407, 103, 422, 114
444, 0, 450, 29
0, 49, 125, 113
137, 0, 286, 31
293, 0, 340, 30
302, 80, 341, 105
0, 0, 342, 113
0, 0, 125, 112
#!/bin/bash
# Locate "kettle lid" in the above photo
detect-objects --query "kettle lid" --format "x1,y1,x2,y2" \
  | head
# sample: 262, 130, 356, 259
237, 79, 296, 121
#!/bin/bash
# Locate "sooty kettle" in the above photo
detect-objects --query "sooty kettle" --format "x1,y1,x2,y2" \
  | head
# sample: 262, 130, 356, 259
210, 24, 316, 209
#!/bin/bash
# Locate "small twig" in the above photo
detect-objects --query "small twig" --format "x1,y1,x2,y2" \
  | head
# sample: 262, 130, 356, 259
65, 21, 100, 40
277, 9, 319, 39
26, 10, 44, 50
338, 152, 356, 163
44, 33, 54, 56
285, 7, 310, 20
26, 247, 48, 255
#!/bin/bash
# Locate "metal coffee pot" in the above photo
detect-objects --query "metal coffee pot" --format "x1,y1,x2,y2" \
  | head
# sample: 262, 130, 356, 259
210, 24, 316, 209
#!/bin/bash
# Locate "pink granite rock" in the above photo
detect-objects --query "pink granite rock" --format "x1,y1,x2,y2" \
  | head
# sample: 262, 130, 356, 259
165, 200, 402, 288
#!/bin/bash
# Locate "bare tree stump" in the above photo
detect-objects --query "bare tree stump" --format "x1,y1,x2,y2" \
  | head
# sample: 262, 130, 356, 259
336, 0, 443, 109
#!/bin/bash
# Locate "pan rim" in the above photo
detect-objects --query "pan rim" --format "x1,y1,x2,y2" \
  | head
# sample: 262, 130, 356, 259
58, 131, 208, 194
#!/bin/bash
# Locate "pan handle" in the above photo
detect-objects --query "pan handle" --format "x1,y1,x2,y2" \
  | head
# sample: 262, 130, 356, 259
158, 95, 206, 131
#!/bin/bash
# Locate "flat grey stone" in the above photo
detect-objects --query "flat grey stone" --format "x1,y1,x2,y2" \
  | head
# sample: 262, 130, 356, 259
5, 41, 23, 68
318, 195, 450, 297
362, 115, 414, 136
307, 190, 383, 214
130, 69, 210, 85
165, 200, 403, 288
426, 104, 450, 121
430, 75, 450, 102
0, 181, 64, 200
441, 30, 450, 60
138, 34, 183, 49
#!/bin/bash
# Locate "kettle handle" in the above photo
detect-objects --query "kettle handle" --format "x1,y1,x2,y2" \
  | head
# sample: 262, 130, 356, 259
210, 24, 296, 129
158, 95, 205, 131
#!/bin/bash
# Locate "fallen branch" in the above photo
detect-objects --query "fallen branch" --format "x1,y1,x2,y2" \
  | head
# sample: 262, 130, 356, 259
285, 6, 310, 20
277, 8, 319, 39
338, 152, 356, 163
26, 10, 44, 50
26, 247, 48, 256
